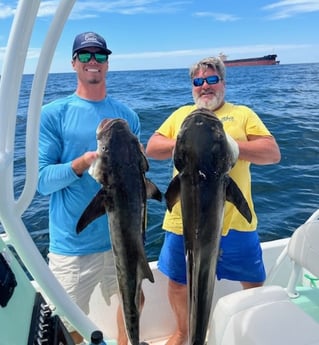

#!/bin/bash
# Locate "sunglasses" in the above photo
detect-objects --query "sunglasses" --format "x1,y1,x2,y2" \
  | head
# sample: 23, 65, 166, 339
75, 51, 109, 64
193, 75, 221, 87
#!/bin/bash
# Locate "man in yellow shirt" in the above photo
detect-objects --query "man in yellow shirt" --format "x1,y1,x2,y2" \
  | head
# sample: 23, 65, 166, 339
146, 56, 281, 345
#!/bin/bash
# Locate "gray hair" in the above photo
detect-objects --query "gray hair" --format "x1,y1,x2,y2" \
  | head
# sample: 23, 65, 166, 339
189, 56, 226, 81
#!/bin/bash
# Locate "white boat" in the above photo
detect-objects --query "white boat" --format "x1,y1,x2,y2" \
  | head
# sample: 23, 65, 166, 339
1, 1, 319, 344
1, 212, 319, 345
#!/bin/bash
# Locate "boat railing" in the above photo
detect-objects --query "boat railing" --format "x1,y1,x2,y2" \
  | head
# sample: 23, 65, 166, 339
0, 0, 101, 341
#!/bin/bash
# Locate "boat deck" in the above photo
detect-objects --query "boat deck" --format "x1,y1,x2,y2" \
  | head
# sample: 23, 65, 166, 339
293, 286, 319, 323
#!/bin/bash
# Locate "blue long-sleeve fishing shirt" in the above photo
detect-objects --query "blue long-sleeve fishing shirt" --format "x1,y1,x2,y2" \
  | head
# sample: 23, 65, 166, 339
38, 93, 140, 255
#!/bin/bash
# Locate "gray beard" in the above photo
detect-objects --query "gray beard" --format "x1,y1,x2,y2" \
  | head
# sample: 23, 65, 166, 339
193, 90, 224, 111
195, 98, 218, 110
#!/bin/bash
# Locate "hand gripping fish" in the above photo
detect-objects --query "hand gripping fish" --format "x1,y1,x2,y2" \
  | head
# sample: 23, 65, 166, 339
76, 118, 162, 345
165, 108, 252, 345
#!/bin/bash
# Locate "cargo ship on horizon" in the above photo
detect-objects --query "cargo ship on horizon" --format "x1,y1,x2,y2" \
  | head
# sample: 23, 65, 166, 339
219, 53, 280, 67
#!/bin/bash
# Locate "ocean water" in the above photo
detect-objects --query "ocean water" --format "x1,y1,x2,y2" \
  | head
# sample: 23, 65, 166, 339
4, 63, 319, 261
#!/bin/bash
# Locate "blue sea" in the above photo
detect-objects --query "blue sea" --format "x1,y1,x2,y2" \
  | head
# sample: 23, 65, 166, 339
4, 63, 319, 261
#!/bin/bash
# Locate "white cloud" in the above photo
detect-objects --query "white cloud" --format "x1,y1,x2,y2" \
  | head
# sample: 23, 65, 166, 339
0, 46, 40, 62
49, 0, 188, 19
38, 1, 59, 17
194, 12, 240, 22
112, 43, 312, 60
0, 0, 189, 20
263, 0, 319, 19
0, 3, 15, 18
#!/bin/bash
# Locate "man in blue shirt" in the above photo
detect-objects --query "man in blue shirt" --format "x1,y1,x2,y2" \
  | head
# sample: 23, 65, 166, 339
38, 32, 140, 345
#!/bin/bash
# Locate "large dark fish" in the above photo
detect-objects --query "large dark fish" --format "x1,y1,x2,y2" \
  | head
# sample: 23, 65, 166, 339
165, 108, 252, 345
76, 118, 162, 345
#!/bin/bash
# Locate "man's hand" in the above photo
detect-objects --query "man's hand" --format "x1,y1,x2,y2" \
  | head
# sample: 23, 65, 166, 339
72, 151, 99, 176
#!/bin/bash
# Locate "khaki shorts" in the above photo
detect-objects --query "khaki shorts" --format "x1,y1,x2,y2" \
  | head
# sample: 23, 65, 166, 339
48, 251, 118, 331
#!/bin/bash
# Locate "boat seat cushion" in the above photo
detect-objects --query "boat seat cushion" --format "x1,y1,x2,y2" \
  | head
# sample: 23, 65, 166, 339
288, 220, 319, 278
209, 285, 319, 345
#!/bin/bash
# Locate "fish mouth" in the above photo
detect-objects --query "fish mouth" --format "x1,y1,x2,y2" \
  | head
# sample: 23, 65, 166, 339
182, 109, 221, 132
97, 118, 112, 132
96, 118, 127, 138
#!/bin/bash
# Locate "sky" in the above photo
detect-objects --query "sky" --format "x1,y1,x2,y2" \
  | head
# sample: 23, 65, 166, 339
0, 0, 319, 74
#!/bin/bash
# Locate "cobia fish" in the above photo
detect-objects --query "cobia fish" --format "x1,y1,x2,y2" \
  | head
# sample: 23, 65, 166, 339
165, 108, 252, 345
76, 118, 162, 345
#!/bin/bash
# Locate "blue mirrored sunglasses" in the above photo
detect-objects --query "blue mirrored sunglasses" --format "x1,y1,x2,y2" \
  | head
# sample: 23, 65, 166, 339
74, 51, 109, 64
193, 75, 221, 87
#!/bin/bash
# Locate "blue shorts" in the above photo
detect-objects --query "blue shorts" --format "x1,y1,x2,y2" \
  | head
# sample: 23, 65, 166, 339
158, 230, 266, 284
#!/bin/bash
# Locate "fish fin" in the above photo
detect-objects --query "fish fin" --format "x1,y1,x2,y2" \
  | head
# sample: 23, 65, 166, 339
226, 177, 252, 223
140, 147, 150, 172
145, 178, 162, 201
76, 189, 108, 233
147, 270, 155, 283
139, 259, 155, 283
164, 175, 181, 212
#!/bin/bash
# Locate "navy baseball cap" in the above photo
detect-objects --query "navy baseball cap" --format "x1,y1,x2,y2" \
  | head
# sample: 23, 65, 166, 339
72, 32, 112, 56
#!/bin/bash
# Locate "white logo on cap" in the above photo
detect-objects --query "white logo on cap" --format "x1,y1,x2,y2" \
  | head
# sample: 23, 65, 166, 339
82, 33, 102, 46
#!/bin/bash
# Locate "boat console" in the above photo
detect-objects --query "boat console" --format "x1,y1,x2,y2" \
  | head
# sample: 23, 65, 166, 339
0, 236, 75, 345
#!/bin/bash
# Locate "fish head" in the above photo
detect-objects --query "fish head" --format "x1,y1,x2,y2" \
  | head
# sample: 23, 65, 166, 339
89, 118, 136, 185
89, 118, 151, 187
96, 118, 130, 147
174, 108, 238, 176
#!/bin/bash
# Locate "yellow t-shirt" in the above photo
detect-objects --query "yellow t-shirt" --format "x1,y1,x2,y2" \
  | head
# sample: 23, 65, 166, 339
156, 102, 272, 236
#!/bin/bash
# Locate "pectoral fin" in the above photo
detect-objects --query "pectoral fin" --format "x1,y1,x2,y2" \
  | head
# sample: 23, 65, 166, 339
226, 177, 252, 223
145, 178, 162, 202
76, 189, 108, 233
164, 175, 181, 212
